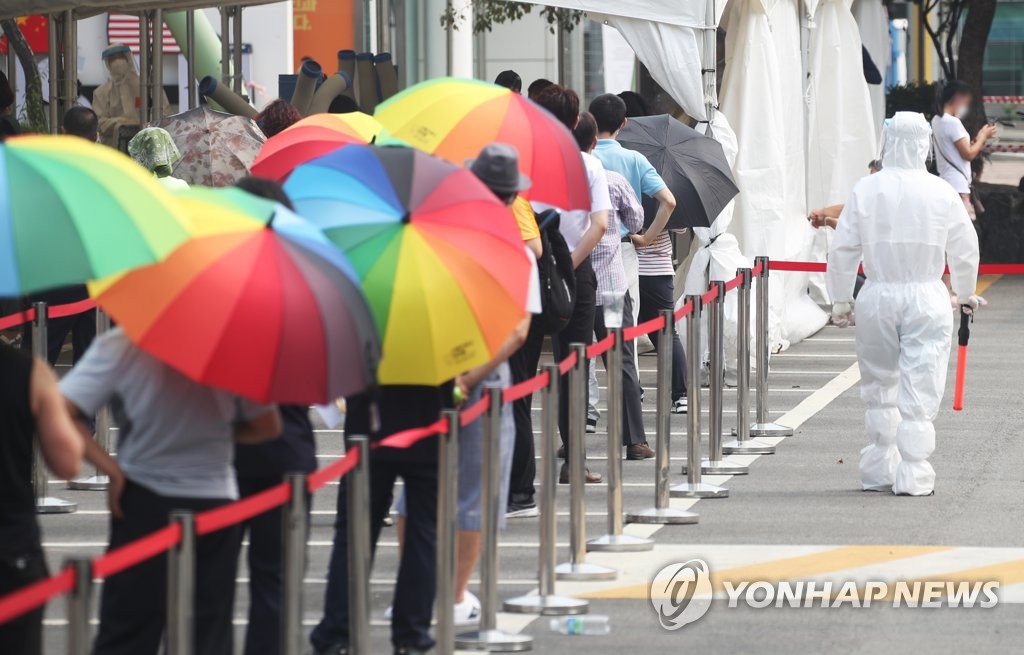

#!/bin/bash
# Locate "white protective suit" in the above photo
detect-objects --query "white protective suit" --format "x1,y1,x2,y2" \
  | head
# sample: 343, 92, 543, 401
93, 44, 170, 148
826, 112, 979, 496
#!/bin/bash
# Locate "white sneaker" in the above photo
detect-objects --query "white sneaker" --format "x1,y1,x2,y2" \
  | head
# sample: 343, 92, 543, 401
672, 397, 688, 414
384, 590, 481, 626
454, 590, 482, 626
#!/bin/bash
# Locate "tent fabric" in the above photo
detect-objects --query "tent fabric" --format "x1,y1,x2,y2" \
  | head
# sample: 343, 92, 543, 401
0, 1, 277, 20
528, 0, 723, 28
852, 0, 890, 132
720, 0, 827, 351
805, 0, 878, 305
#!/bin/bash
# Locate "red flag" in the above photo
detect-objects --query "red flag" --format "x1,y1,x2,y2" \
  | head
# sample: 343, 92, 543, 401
0, 16, 49, 55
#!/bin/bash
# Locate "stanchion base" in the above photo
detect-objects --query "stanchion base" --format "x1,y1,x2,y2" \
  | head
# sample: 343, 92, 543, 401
680, 458, 750, 476
750, 421, 794, 437
555, 561, 618, 581
671, 482, 729, 499
503, 593, 588, 615
68, 475, 109, 491
36, 497, 77, 514
586, 533, 654, 552
722, 438, 776, 455
455, 629, 533, 652
625, 507, 699, 525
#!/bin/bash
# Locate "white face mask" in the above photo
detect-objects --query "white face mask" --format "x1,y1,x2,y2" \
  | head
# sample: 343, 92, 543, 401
108, 58, 130, 79
955, 105, 969, 120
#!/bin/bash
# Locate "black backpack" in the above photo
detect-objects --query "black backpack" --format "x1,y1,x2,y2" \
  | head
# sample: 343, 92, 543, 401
532, 209, 576, 334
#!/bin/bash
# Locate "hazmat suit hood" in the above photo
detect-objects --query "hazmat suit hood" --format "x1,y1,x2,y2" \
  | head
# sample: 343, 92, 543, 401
880, 111, 931, 171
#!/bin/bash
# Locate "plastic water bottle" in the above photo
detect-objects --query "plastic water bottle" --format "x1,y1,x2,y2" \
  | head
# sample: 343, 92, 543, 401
549, 615, 611, 635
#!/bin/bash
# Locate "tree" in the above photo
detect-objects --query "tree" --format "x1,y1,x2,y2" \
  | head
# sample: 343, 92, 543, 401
441, 1, 583, 34
0, 19, 47, 133
914, 0, 998, 134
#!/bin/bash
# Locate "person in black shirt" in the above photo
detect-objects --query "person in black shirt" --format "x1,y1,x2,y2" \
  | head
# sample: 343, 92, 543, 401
0, 344, 83, 655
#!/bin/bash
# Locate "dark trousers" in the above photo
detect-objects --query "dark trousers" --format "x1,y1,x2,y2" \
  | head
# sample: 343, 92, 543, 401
311, 455, 439, 652
21, 286, 95, 365
92, 480, 239, 655
0, 550, 47, 655
638, 275, 688, 400
551, 259, 597, 459
594, 291, 646, 446
508, 319, 546, 503
236, 476, 310, 655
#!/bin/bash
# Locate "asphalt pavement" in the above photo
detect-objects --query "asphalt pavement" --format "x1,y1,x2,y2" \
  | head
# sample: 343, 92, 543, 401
33, 274, 1024, 654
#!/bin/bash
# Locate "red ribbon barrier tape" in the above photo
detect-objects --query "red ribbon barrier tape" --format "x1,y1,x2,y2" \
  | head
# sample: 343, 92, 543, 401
586, 334, 614, 359
624, 314, 665, 341
503, 370, 550, 404
0, 566, 75, 626
673, 299, 694, 323
308, 447, 361, 493
376, 418, 448, 451
92, 523, 182, 580
460, 395, 490, 427
724, 272, 745, 292
196, 483, 292, 536
751, 261, 764, 276
700, 285, 720, 304
557, 350, 578, 375
768, 261, 1024, 275
0, 299, 97, 331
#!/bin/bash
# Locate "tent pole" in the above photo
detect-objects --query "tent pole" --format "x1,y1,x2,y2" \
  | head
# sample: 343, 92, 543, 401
232, 7, 243, 95
47, 14, 59, 133
220, 7, 230, 85
152, 8, 163, 123
63, 10, 77, 113
701, 0, 717, 126
185, 10, 196, 109
139, 11, 150, 125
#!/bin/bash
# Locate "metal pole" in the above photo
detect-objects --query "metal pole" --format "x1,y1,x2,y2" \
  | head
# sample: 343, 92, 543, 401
66, 556, 92, 655
456, 387, 533, 651
588, 327, 653, 552
556, 343, 617, 580
750, 256, 794, 436
435, 410, 459, 655
444, 0, 454, 76
220, 7, 230, 85
628, 312, 701, 521
282, 473, 309, 655
556, 25, 567, 85
346, 437, 371, 655
686, 282, 748, 476
377, 0, 392, 53
167, 510, 195, 655
6, 50, 15, 104
724, 268, 776, 455
69, 310, 112, 490
47, 16, 59, 133
152, 9, 164, 124
701, 0, 717, 127
62, 11, 76, 113
32, 302, 76, 514
138, 13, 150, 126
185, 11, 197, 109
232, 7, 244, 96
505, 365, 587, 615
672, 298, 727, 498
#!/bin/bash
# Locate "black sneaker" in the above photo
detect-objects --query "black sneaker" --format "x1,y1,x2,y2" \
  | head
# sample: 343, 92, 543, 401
586, 417, 598, 433
506, 499, 539, 518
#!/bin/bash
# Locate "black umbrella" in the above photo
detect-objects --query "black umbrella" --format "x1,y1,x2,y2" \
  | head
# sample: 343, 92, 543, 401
617, 114, 739, 230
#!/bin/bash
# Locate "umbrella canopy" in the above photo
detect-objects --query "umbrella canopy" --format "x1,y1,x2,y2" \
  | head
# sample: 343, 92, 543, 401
92, 187, 380, 404
159, 106, 267, 187
284, 144, 532, 385
251, 112, 382, 182
374, 77, 589, 213
0, 135, 191, 297
617, 114, 739, 229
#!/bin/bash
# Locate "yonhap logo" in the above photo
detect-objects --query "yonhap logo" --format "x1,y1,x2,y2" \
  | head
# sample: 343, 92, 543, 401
650, 559, 713, 630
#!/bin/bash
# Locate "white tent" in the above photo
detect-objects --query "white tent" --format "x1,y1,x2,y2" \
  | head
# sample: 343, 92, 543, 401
852, 0, 890, 133
0, 1, 277, 19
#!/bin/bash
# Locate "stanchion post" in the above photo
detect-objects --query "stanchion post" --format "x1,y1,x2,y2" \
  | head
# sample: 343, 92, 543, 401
504, 365, 587, 615
750, 256, 794, 437
672, 298, 728, 499
69, 310, 112, 491
435, 411, 460, 655
724, 267, 776, 455
628, 312, 701, 520
684, 282, 748, 476
167, 510, 195, 655
588, 326, 653, 552
32, 302, 76, 514
456, 387, 532, 651
282, 472, 309, 655
66, 556, 92, 655
346, 437, 371, 655
556, 344, 618, 579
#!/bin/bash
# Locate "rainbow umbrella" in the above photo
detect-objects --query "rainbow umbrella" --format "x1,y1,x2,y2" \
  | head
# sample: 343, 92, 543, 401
92, 187, 380, 404
284, 144, 532, 385
0, 135, 191, 297
251, 112, 382, 182
374, 77, 589, 212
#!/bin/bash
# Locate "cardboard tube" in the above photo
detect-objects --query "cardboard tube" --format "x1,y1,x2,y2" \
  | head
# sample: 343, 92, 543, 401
354, 52, 377, 113
199, 76, 257, 118
291, 59, 322, 116
374, 52, 398, 102
307, 71, 353, 116
336, 50, 357, 99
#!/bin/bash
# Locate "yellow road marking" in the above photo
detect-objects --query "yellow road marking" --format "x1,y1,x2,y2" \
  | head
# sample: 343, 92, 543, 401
580, 545, 952, 599
976, 274, 1001, 296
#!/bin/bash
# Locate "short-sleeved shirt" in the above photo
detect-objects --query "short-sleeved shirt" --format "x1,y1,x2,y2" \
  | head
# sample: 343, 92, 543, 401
60, 329, 273, 500
533, 152, 611, 255
932, 113, 971, 194
512, 196, 540, 242
593, 171, 643, 303
593, 138, 667, 201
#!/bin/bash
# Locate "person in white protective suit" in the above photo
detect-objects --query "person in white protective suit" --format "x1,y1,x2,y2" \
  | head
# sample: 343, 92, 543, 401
826, 112, 980, 496
92, 44, 169, 148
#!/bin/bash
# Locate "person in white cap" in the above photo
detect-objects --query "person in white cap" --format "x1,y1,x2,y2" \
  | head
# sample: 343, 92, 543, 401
827, 111, 980, 496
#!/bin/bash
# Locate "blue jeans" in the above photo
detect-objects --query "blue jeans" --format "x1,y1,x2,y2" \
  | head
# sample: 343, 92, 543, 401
310, 455, 439, 652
